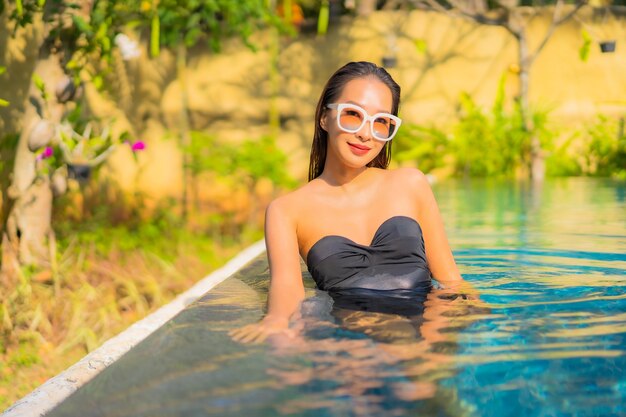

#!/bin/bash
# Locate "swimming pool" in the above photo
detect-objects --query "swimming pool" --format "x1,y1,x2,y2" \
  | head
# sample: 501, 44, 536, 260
45, 178, 626, 417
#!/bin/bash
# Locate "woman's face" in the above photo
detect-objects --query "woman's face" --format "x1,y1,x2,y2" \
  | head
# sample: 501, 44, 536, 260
321, 76, 393, 169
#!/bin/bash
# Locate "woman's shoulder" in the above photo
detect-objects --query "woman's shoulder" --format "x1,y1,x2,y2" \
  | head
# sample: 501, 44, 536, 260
386, 167, 433, 189
265, 181, 316, 222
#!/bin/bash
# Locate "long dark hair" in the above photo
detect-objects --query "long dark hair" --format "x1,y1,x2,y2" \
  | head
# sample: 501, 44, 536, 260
308, 61, 401, 181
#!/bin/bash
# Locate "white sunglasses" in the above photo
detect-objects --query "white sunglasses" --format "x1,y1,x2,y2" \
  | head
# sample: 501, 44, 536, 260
326, 103, 402, 142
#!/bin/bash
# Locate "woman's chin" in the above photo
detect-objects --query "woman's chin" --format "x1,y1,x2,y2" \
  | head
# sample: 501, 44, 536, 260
340, 151, 377, 168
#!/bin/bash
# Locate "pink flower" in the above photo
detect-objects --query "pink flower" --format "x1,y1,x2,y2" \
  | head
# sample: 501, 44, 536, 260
130, 141, 145, 152
37, 146, 53, 160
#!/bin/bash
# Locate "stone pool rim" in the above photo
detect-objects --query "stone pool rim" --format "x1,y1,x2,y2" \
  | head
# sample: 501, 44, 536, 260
2, 240, 266, 417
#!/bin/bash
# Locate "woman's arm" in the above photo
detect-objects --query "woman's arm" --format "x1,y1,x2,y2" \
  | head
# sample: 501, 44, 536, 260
264, 198, 306, 320
230, 198, 305, 344
408, 169, 467, 290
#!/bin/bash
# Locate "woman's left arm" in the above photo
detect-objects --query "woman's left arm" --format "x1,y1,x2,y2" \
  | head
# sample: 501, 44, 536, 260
407, 169, 467, 290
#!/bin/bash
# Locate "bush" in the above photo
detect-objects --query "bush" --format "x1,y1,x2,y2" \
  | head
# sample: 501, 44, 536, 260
545, 132, 583, 177
186, 132, 295, 188
392, 123, 450, 173
583, 115, 626, 178
451, 76, 554, 177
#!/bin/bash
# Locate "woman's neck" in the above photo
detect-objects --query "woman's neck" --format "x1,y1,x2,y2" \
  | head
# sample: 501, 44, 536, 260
318, 161, 372, 191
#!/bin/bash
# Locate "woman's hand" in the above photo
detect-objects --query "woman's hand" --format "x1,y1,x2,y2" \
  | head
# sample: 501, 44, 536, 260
436, 280, 485, 304
431, 280, 491, 317
229, 315, 295, 344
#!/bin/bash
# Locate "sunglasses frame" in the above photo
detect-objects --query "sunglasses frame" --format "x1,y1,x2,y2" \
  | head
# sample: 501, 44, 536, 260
326, 103, 402, 142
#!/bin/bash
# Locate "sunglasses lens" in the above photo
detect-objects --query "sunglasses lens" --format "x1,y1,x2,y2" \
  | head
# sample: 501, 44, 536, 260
338, 107, 364, 131
372, 116, 398, 140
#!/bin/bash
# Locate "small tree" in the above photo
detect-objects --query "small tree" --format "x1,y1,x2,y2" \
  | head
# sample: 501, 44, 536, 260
402, 0, 588, 180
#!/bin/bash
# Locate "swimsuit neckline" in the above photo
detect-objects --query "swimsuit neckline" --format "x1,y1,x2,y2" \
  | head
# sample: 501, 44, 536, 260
305, 215, 420, 266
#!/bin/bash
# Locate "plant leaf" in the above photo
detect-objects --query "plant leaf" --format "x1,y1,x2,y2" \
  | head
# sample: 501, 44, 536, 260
414, 39, 427, 54
579, 29, 592, 62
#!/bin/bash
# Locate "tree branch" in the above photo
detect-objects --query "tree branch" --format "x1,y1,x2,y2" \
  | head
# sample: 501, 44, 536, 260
529, 0, 587, 64
414, 0, 515, 35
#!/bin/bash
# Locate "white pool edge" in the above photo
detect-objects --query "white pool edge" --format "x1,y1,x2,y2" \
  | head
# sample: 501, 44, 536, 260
2, 240, 267, 417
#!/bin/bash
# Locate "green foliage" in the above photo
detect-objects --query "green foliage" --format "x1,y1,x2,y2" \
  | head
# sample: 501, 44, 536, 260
545, 133, 583, 177
579, 28, 592, 62
392, 123, 449, 173
8, 341, 40, 367
32, 73, 48, 101
235, 136, 296, 187
453, 94, 521, 177
2, 0, 280, 89
136, 0, 280, 55
317, 0, 329, 35
413, 39, 427, 54
0, 133, 20, 234
55, 212, 179, 261
29, 99, 132, 180
0, 66, 8, 107
186, 132, 295, 188
0, 133, 19, 185
57, 122, 118, 163
150, 11, 160, 57
187, 132, 235, 177
583, 115, 626, 178
2, 0, 39, 29
391, 78, 565, 178
451, 76, 554, 177
3, 1, 128, 84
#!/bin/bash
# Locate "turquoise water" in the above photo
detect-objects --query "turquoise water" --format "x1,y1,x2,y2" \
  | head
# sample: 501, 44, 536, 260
437, 179, 626, 417
47, 178, 626, 417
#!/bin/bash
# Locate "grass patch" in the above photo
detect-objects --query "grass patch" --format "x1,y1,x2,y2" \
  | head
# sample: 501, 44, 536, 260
0, 216, 263, 410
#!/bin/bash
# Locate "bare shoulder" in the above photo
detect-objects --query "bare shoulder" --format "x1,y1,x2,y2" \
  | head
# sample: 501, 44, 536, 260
389, 167, 432, 191
265, 181, 315, 225
387, 167, 436, 213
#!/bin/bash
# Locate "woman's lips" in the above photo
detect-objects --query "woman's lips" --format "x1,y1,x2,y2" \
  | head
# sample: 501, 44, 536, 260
347, 142, 371, 156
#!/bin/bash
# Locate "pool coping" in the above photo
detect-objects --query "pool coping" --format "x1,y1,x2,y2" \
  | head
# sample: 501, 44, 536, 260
2, 240, 266, 417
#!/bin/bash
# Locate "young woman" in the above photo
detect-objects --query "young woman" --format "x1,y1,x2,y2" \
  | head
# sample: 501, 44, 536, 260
230, 61, 470, 344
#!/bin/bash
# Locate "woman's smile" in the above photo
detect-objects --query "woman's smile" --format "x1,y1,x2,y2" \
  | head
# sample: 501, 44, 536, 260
347, 142, 371, 156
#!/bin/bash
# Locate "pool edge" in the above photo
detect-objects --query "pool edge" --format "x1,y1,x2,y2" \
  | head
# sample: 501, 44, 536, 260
2, 240, 267, 417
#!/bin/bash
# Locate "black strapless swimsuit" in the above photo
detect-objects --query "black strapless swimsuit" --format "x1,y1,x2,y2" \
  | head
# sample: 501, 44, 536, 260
305, 215, 432, 295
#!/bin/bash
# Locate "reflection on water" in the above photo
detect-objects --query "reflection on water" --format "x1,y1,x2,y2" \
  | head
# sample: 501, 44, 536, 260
47, 178, 626, 417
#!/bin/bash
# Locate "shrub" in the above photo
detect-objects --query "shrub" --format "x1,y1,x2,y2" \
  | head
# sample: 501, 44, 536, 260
451, 76, 554, 177
545, 133, 583, 177
392, 123, 450, 173
583, 115, 626, 178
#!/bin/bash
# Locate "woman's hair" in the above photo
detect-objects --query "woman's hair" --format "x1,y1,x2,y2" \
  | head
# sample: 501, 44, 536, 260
308, 61, 401, 181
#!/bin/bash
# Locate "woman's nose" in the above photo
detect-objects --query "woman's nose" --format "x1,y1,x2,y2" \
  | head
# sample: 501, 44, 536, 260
356, 120, 373, 141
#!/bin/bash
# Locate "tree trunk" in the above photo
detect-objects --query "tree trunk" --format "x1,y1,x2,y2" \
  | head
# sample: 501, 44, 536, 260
357, 0, 377, 16
3, 55, 65, 268
269, 26, 280, 139
177, 43, 192, 222
1, 0, 97, 270
517, 30, 545, 182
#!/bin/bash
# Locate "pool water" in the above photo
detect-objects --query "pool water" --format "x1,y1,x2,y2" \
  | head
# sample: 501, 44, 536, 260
47, 178, 626, 417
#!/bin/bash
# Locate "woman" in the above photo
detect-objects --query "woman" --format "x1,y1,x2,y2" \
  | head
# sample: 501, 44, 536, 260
230, 61, 470, 344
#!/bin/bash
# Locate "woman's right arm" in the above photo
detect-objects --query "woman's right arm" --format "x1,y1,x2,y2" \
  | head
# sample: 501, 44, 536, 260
229, 198, 305, 344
